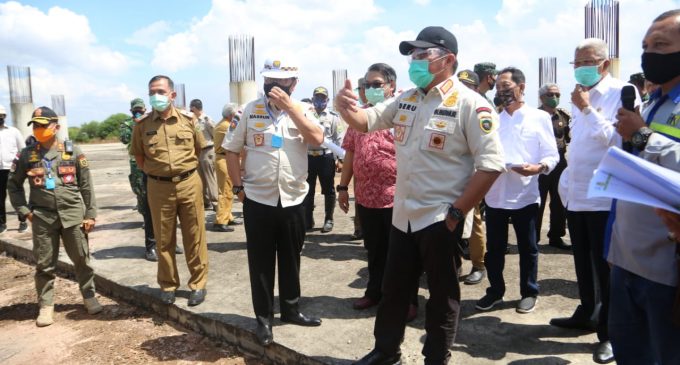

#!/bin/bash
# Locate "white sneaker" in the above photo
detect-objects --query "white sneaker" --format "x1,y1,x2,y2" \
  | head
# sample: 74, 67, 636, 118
36, 305, 54, 327
83, 297, 103, 315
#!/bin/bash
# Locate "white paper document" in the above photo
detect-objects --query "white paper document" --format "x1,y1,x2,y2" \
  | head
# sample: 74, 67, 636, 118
588, 146, 680, 214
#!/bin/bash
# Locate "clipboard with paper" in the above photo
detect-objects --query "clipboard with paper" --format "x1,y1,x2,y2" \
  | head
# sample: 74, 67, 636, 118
587, 146, 680, 214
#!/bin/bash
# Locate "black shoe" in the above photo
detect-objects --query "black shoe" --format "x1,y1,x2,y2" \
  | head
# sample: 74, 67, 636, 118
351, 230, 363, 240
464, 267, 486, 285
175, 246, 184, 254
593, 341, 614, 364
188, 289, 206, 306
476, 294, 503, 311
212, 223, 234, 232
280, 311, 322, 326
549, 313, 595, 331
160, 290, 176, 305
0, 224, 6, 233
18, 222, 28, 233
227, 218, 243, 226
255, 321, 273, 346
321, 219, 334, 233
548, 238, 571, 250
145, 247, 158, 262
353, 348, 401, 365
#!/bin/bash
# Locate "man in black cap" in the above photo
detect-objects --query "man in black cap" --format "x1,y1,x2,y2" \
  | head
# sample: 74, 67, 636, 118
474, 62, 498, 103
336, 26, 504, 365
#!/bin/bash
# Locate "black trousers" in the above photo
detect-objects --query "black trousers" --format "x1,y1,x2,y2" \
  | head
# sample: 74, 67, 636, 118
566, 210, 610, 342
485, 203, 540, 298
374, 221, 463, 364
141, 173, 155, 250
0, 169, 24, 225
537, 152, 567, 242
243, 197, 306, 321
304, 154, 336, 223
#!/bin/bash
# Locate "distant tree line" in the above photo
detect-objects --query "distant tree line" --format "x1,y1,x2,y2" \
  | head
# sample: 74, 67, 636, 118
68, 113, 128, 143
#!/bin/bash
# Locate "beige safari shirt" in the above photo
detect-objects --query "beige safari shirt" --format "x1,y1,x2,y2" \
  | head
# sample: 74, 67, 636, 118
366, 76, 505, 233
223, 97, 322, 207
196, 113, 215, 147
130, 106, 207, 177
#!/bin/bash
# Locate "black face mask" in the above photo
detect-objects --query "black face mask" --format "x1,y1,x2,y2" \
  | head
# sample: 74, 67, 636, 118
493, 95, 503, 107
642, 51, 680, 85
488, 77, 496, 91
497, 88, 517, 107
264, 82, 292, 97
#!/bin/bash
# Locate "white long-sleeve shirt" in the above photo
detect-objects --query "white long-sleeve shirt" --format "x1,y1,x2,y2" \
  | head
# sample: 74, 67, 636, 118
0, 125, 25, 170
485, 105, 559, 210
559, 74, 641, 211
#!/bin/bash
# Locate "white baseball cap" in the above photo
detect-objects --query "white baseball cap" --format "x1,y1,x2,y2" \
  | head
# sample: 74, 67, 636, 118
0, 105, 6, 115
260, 58, 299, 79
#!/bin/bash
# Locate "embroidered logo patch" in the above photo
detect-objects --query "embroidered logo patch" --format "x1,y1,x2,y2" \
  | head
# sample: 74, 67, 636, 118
443, 91, 458, 107
254, 133, 265, 146
429, 133, 446, 149
394, 125, 406, 142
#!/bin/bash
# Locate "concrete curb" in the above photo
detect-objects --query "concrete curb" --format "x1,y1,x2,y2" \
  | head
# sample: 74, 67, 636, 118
0, 238, 326, 365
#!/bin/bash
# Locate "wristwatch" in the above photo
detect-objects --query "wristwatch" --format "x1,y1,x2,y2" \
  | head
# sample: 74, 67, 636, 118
232, 185, 244, 195
447, 205, 465, 222
631, 127, 654, 150
336, 185, 349, 192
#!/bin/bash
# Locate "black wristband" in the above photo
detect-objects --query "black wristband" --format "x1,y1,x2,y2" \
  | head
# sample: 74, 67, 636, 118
336, 185, 349, 192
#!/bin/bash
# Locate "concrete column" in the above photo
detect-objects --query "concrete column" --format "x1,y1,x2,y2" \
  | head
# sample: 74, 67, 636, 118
10, 102, 34, 140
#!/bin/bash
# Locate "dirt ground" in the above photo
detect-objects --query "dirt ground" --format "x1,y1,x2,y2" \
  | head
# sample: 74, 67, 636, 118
0, 254, 264, 365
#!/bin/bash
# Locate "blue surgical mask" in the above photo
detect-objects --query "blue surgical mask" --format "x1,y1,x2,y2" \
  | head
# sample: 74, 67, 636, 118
408, 60, 434, 88
365, 87, 386, 105
313, 98, 328, 110
150, 94, 170, 112
574, 65, 602, 87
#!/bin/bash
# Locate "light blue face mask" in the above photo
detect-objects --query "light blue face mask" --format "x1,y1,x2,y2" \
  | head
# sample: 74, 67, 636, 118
150, 94, 170, 112
365, 87, 386, 105
409, 60, 435, 88
574, 65, 602, 87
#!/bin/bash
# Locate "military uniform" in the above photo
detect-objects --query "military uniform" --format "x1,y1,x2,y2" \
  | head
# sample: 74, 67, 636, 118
304, 88, 342, 232
536, 106, 570, 244
8, 140, 97, 306
130, 106, 209, 292
213, 117, 237, 226
120, 116, 155, 250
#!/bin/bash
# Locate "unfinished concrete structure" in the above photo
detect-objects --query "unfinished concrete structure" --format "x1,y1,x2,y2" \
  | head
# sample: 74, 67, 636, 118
585, 0, 620, 78
228, 35, 257, 106
6, 65, 34, 138
51, 94, 69, 141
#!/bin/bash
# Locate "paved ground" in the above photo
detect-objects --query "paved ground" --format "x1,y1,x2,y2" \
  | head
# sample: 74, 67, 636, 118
0, 143, 601, 364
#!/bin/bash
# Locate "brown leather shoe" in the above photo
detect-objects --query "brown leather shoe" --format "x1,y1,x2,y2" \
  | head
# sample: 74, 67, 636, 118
353, 296, 378, 310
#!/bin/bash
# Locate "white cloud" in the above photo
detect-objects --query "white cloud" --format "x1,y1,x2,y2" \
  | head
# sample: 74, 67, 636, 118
0, 1, 131, 74
413, 0, 431, 5
126, 20, 172, 48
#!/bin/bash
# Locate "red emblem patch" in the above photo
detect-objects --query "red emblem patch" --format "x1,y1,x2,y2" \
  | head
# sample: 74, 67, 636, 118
253, 133, 264, 146
429, 133, 446, 150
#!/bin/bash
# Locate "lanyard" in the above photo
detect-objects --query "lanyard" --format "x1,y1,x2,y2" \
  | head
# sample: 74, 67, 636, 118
43, 157, 52, 178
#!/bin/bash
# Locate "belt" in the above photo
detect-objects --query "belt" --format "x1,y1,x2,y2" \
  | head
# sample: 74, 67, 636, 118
216, 152, 226, 156
308, 149, 332, 157
203, 145, 214, 150
147, 169, 196, 183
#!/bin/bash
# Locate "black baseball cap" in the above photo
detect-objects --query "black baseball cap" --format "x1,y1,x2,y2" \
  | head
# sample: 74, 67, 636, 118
399, 26, 458, 56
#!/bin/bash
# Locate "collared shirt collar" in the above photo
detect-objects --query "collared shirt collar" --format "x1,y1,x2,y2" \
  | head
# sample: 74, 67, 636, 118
591, 73, 614, 96
417, 75, 458, 99
650, 81, 680, 103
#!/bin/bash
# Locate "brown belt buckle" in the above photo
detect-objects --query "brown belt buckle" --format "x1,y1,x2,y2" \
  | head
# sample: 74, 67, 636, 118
171, 175, 182, 183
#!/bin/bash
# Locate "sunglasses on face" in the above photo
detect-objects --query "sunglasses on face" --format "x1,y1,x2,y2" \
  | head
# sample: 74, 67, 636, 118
365, 81, 386, 89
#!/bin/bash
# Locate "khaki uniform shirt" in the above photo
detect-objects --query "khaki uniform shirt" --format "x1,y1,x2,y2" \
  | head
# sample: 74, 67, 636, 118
366, 76, 505, 233
223, 97, 322, 207
539, 106, 571, 152
214, 119, 229, 155
8, 141, 97, 228
196, 113, 215, 147
130, 106, 207, 177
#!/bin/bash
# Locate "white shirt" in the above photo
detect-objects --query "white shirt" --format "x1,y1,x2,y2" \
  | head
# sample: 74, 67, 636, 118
223, 97, 322, 207
0, 125, 25, 170
366, 76, 505, 233
485, 105, 559, 210
559, 74, 641, 211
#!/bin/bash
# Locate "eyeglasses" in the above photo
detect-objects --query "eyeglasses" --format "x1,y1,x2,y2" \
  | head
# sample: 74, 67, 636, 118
570, 58, 604, 67
365, 81, 386, 89
544, 92, 560, 98
409, 47, 447, 61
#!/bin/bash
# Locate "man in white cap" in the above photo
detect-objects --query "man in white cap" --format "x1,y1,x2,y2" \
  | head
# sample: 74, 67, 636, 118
0, 105, 26, 233
223, 58, 324, 346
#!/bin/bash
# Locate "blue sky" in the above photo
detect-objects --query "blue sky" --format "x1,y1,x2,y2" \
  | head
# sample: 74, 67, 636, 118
1, 0, 678, 127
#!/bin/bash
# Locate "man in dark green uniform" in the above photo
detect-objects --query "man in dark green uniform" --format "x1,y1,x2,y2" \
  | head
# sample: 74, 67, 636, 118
120, 98, 159, 261
8, 106, 100, 327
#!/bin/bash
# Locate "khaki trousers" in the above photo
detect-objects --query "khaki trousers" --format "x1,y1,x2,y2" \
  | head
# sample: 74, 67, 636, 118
198, 148, 218, 208
147, 172, 208, 291
215, 155, 234, 225
469, 204, 486, 269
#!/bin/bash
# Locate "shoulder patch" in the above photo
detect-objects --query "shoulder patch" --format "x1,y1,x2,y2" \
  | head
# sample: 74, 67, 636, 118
476, 106, 492, 114
77, 154, 89, 168
478, 112, 494, 134
439, 79, 454, 95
